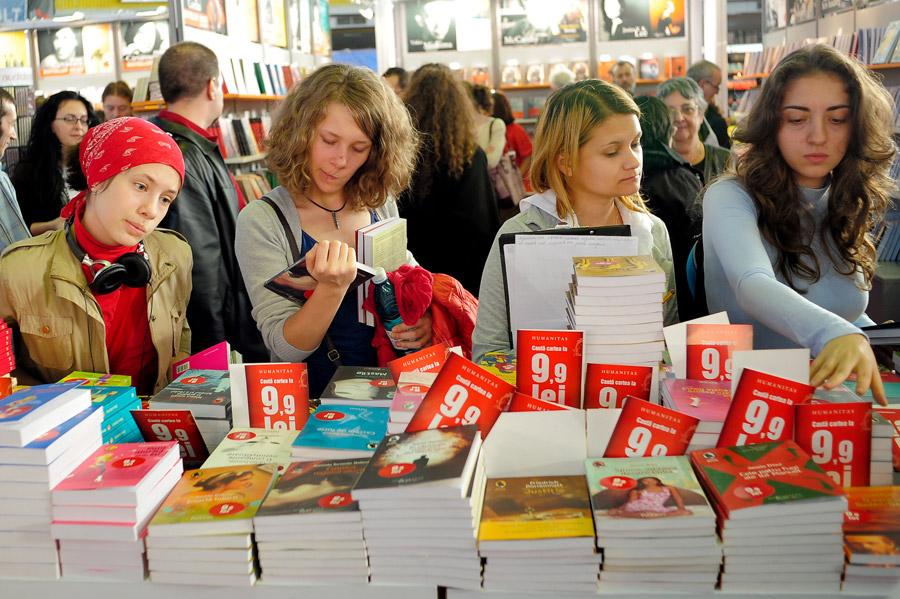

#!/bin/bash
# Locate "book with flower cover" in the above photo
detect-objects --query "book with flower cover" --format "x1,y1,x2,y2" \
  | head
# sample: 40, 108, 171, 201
584, 455, 715, 531
351, 425, 481, 500
477, 475, 594, 548
52, 441, 181, 505
255, 458, 368, 523
690, 440, 846, 520
147, 464, 279, 536
0, 382, 92, 446
843, 486, 900, 565
202, 428, 298, 469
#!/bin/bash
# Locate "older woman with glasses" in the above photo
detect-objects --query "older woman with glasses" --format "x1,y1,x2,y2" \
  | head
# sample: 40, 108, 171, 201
657, 77, 731, 186
10, 90, 99, 235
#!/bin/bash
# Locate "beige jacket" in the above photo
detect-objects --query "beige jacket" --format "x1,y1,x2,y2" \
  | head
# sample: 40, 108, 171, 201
0, 228, 193, 393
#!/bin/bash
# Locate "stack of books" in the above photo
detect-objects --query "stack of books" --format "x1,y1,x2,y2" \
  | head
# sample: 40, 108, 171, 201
692, 440, 847, 593
352, 425, 483, 589
201, 428, 297, 469
870, 412, 894, 487
0, 383, 96, 580
387, 372, 435, 434
148, 370, 232, 451
146, 464, 279, 586
660, 379, 730, 452
842, 486, 900, 595
478, 474, 599, 594
318, 366, 397, 409
566, 256, 666, 366
254, 459, 370, 584
50, 442, 182, 581
587, 456, 719, 593
291, 405, 389, 460
84, 386, 142, 445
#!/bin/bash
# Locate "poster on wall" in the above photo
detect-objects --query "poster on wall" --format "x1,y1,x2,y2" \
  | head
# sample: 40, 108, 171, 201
38, 27, 85, 77
820, 0, 853, 13
787, 0, 814, 24
599, 0, 685, 41
0, 31, 28, 68
182, 0, 227, 34
0, 0, 26, 22
258, 0, 288, 47
406, 0, 456, 52
764, 0, 786, 30
121, 21, 169, 71
312, 0, 330, 56
500, 0, 588, 46
455, 0, 491, 52
82, 24, 114, 74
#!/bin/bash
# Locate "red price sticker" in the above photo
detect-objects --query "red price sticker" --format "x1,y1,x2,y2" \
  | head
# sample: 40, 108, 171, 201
584, 363, 653, 409
717, 369, 813, 447
795, 402, 871, 487
209, 502, 246, 517
316, 410, 345, 421
131, 409, 209, 467
111, 457, 145, 469
406, 353, 515, 438
516, 330, 583, 408
604, 397, 699, 458
378, 463, 416, 478
733, 483, 774, 502
685, 324, 753, 382
599, 475, 636, 491
227, 431, 256, 441
245, 363, 309, 431
318, 493, 353, 508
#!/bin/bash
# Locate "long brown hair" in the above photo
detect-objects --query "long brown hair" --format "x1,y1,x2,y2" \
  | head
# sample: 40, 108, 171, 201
731, 44, 895, 290
403, 63, 477, 197
266, 64, 418, 210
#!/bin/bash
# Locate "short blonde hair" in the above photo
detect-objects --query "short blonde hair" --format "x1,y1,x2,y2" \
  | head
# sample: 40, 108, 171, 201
266, 64, 419, 210
530, 79, 648, 218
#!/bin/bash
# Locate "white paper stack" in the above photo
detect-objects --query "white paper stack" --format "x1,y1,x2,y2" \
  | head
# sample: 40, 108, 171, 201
587, 456, 719, 593
567, 256, 666, 366
254, 459, 369, 585
352, 426, 483, 589
0, 383, 95, 581
51, 442, 182, 581
871, 411, 895, 487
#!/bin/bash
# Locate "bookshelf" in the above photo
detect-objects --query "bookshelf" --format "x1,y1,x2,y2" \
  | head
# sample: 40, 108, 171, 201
224, 152, 267, 165
131, 94, 284, 113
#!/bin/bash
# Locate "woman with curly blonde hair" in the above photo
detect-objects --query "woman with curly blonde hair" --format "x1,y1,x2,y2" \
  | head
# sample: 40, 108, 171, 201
235, 64, 429, 397
399, 63, 500, 296
702, 44, 895, 404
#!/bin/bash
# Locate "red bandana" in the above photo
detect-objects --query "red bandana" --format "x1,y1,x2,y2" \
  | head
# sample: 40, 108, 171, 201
61, 117, 185, 219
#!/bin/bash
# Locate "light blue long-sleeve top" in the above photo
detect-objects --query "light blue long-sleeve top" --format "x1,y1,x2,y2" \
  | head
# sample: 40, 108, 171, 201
702, 177, 874, 356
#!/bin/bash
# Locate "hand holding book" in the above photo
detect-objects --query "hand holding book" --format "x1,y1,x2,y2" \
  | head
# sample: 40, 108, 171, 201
810, 333, 887, 406
264, 240, 376, 304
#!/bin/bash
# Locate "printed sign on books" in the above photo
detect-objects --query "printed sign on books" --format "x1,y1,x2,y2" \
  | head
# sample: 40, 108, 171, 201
685, 323, 753, 382
244, 363, 309, 431
795, 402, 872, 487
604, 397, 699, 458
516, 329, 583, 408
584, 363, 653, 409
131, 409, 209, 467
386, 342, 450, 381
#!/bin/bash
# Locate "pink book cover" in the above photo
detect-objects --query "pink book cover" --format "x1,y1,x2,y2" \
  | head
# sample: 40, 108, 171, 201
663, 379, 731, 422
54, 442, 179, 491
170, 341, 230, 379
389, 372, 434, 422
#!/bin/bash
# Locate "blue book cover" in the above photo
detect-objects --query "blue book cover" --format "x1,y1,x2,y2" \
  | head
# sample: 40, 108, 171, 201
104, 415, 144, 445
84, 386, 138, 420
149, 370, 231, 418
0, 405, 103, 465
293, 405, 389, 452
101, 399, 141, 434
0, 382, 85, 424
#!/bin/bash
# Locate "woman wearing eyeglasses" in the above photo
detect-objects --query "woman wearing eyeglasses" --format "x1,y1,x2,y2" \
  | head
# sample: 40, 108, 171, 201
10, 91, 99, 236
657, 77, 731, 186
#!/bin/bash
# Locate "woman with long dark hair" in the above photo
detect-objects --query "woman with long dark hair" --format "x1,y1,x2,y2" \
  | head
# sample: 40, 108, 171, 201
399, 64, 500, 296
702, 45, 895, 404
11, 90, 99, 235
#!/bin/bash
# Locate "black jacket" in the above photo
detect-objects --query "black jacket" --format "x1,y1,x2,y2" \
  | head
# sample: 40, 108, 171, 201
399, 147, 500, 297
150, 115, 267, 361
641, 143, 705, 320
704, 105, 731, 149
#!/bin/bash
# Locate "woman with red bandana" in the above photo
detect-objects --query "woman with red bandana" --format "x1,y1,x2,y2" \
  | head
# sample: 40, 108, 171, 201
0, 117, 193, 395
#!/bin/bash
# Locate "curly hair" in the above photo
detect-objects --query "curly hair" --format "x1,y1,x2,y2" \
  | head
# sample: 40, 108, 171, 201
403, 63, 477, 197
731, 44, 895, 290
266, 64, 418, 210
530, 79, 648, 217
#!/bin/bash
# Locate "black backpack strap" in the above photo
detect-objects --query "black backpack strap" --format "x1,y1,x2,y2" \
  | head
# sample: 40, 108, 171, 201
259, 194, 343, 367
259, 195, 301, 263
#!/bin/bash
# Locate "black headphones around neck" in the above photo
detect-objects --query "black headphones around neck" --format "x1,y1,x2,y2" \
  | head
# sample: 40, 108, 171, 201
65, 219, 152, 295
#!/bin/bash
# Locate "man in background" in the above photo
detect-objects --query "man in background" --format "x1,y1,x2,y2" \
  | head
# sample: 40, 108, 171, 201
151, 41, 267, 361
0, 89, 28, 252
687, 59, 730, 149
610, 60, 636, 96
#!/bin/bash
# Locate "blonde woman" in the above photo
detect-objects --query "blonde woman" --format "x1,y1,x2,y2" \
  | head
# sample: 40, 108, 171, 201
235, 64, 428, 398
472, 79, 678, 360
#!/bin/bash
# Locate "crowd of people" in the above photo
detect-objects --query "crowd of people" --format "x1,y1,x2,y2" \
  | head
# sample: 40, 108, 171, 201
0, 41, 893, 404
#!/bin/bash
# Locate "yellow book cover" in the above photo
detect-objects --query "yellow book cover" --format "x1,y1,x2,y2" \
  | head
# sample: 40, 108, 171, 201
477, 351, 516, 386
150, 464, 278, 527
573, 255, 663, 279
59, 371, 132, 387
478, 475, 594, 541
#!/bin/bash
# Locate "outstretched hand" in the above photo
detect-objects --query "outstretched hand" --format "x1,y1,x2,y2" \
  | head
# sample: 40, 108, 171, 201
810, 334, 886, 406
